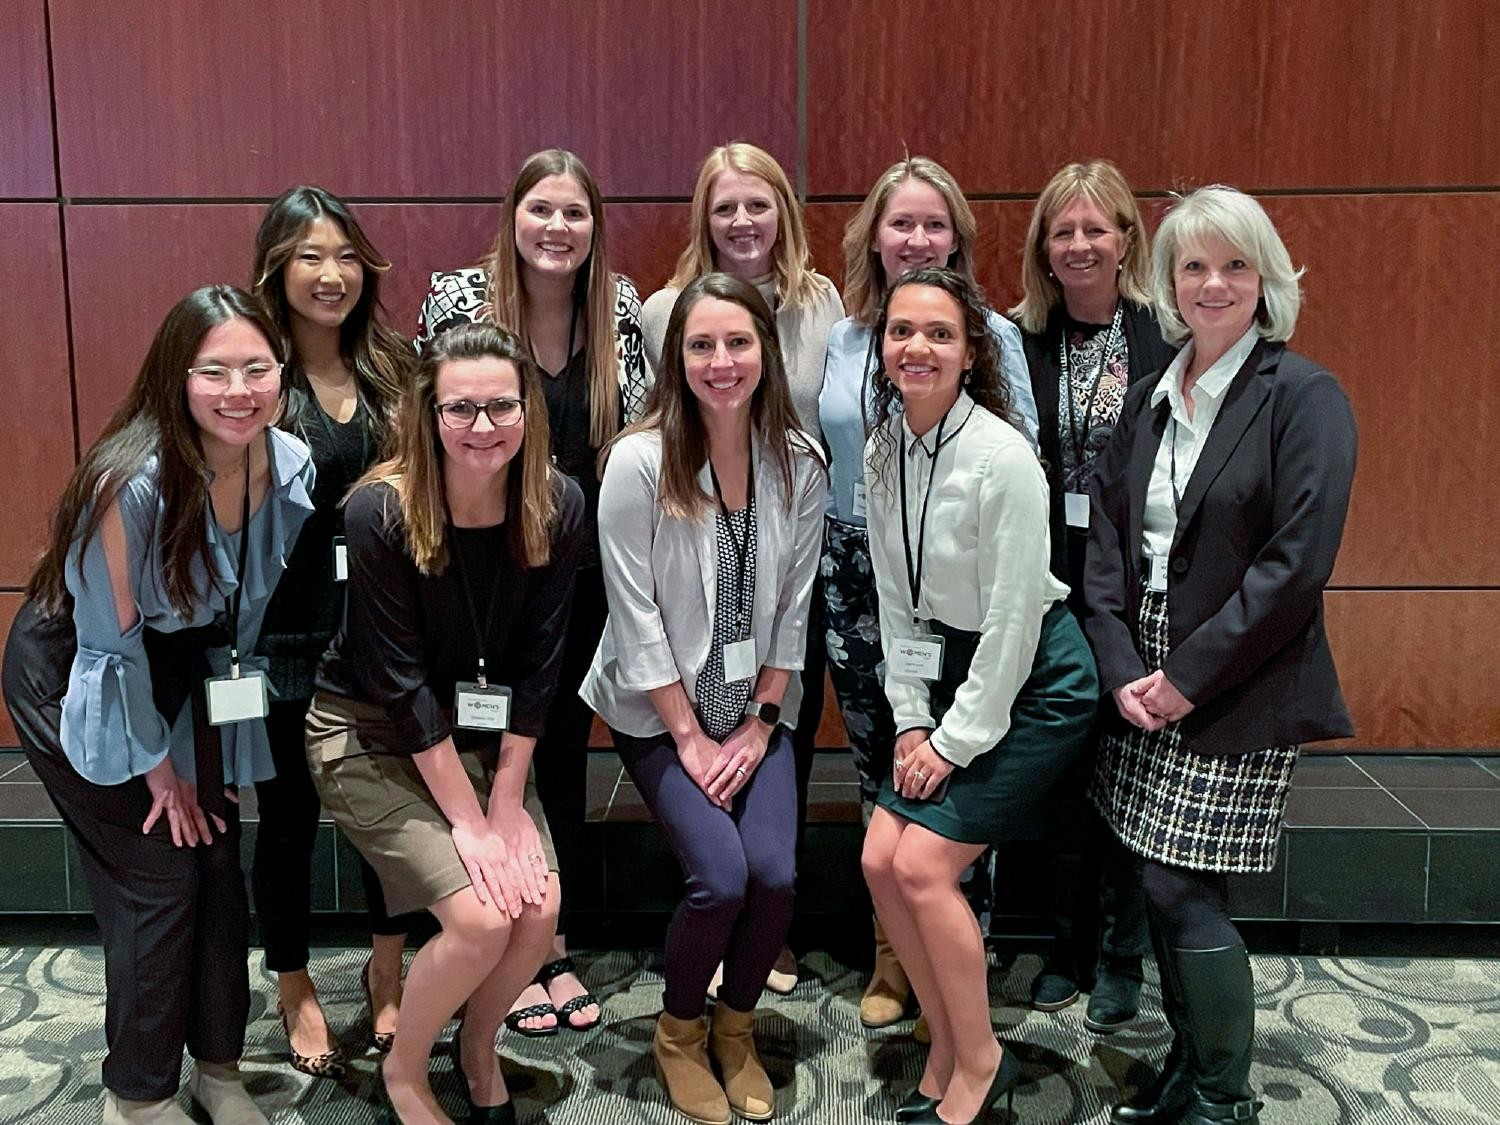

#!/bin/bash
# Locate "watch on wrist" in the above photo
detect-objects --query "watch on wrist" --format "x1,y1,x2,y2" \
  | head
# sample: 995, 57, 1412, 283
744, 700, 781, 728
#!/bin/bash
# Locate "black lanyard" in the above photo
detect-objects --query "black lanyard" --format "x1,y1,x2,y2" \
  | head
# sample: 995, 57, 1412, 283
859, 327, 880, 440
898, 402, 972, 629
710, 458, 756, 641
1059, 301, 1124, 466
224, 446, 252, 675
1168, 417, 1185, 512
443, 502, 507, 688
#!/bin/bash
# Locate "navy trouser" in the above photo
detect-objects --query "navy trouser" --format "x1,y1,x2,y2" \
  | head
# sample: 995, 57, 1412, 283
613, 725, 797, 1018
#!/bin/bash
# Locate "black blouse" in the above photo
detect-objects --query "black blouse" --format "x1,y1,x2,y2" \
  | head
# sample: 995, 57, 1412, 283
541, 347, 606, 569
315, 474, 584, 755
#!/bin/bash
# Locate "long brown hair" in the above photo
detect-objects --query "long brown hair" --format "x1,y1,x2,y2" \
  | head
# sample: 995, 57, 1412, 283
603, 273, 817, 520
251, 185, 409, 445
27, 286, 285, 618
866, 268, 1023, 491
666, 142, 824, 308
351, 323, 558, 573
483, 149, 621, 448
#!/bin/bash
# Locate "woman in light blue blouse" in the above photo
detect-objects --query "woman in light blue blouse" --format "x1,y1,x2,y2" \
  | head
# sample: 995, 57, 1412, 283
2, 286, 314, 1125
818, 155, 1037, 1029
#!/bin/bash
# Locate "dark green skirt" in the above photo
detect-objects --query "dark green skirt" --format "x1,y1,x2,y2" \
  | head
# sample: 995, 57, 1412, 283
877, 601, 1098, 844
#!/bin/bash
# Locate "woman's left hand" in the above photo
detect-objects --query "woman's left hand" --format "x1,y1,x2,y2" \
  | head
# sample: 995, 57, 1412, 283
893, 737, 955, 801
705, 719, 771, 803
1139, 671, 1195, 723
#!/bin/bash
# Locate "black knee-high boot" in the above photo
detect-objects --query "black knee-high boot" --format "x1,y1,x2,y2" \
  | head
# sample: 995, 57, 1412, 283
1111, 916, 1194, 1124
1172, 945, 1263, 1124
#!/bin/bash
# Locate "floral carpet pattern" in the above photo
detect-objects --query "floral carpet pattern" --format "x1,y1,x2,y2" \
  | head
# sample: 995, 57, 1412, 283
1, 946, 1497, 1123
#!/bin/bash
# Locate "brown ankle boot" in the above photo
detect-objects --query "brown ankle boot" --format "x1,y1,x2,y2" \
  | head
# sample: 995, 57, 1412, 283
654, 1011, 731, 1125
860, 916, 912, 1028
709, 1002, 774, 1121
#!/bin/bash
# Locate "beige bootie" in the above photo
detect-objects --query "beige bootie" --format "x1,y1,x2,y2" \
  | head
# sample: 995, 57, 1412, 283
860, 917, 912, 1028
187, 1061, 269, 1125
102, 1091, 194, 1124
709, 1001, 775, 1121
654, 1011, 731, 1125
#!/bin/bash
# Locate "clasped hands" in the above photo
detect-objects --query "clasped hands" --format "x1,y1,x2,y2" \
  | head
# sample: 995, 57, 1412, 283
675, 718, 771, 810
891, 727, 953, 800
1113, 668, 1194, 731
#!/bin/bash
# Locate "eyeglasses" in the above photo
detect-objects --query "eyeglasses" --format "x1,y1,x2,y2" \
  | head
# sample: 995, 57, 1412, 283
435, 398, 525, 429
187, 362, 283, 390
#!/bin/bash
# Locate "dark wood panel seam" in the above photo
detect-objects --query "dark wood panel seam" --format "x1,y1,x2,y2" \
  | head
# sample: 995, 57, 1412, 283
1328, 586, 1500, 593
40, 0, 61, 197
796, 0, 808, 200
42, 2, 79, 463
59, 195, 697, 207
807, 185, 1500, 204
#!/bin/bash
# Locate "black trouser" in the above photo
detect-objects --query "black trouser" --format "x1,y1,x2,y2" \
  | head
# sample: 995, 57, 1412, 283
252, 699, 414, 971
532, 564, 608, 936
790, 571, 827, 909
1141, 861, 1239, 951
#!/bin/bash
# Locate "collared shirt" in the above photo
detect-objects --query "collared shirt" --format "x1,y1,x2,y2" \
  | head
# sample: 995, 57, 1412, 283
1141, 326, 1259, 559
820, 309, 1040, 526
863, 390, 1067, 767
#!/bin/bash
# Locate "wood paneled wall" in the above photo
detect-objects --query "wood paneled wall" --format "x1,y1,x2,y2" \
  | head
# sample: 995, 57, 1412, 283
2, 1, 1495, 752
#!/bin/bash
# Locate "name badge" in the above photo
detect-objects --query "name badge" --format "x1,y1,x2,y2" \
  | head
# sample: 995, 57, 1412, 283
1148, 553, 1169, 593
332, 536, 348, 582
204, 670, 270, 725
889, 634, 945, 681
1064, 492, 1090, 530
851, 480, 867, 520
722, 637, 758, 684
454, 682, 511, 731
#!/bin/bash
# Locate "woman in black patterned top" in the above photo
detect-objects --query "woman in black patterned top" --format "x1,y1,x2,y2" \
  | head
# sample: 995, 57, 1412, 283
1010, 161, 1176, 1032
249, 186, 413, 1076
417, 150, 649, 1033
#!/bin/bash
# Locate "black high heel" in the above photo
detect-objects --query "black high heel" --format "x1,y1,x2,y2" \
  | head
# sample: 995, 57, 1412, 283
908, 1039, 1023, 1123
895, 1087, 941, 1119
452, 1020, 517, 1125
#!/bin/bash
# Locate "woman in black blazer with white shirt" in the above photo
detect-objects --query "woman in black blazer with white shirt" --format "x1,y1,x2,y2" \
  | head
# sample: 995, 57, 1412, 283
1085, 186, 1357, 1125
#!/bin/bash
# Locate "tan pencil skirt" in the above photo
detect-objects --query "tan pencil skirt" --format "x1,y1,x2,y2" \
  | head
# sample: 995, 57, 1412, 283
305, 690, 557, 916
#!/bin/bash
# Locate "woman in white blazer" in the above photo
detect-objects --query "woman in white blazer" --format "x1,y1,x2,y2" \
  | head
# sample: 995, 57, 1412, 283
583, 273, 826, 1125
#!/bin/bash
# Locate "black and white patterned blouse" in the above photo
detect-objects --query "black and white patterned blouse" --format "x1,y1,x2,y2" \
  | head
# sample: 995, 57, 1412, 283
696, 499, 758, 742
1058, 317, 1131, 494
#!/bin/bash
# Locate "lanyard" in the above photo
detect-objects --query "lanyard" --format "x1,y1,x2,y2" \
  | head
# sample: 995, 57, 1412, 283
224, 447, 252, 675
1059, 301, 1124, 466
709, 459, 756, 640
443, 502, 507, 688
897, 402, 972, 629
858, 327, 880, 440
1168, 416, 1186, 512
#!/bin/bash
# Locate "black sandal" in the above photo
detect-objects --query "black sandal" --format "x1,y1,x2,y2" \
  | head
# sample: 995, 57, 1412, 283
503, 989, 559, 1038
536, 957, 601, 1031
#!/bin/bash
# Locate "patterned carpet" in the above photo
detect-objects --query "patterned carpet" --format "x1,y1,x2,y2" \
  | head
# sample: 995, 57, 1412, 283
2, 945, 1498, 1123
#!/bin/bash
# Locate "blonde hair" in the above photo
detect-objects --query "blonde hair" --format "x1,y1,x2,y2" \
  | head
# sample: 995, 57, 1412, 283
351, 323, 558, 574
666, 142, 823, 309
1010, 160, 1152, 334
841, 156, 976, 326
1151, 185, 1303, 345
483, 149, 621, 447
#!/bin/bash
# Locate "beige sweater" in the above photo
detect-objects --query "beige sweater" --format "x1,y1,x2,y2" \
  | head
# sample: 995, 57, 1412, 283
641, 271, 845, 443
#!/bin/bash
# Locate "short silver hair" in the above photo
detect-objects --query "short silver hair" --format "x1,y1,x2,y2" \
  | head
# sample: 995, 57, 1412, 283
1151, 185, 1303, 345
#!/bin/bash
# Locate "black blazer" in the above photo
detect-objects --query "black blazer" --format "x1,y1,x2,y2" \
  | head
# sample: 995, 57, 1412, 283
1083, 339, 1358, 757
1024, 300, 1178, 590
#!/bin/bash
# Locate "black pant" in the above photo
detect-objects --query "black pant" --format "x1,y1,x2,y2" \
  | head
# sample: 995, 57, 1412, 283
1141, 860, 1239, 951
252, 699, 414, 972
790, 570, 827, 907
531, 564, 608, 935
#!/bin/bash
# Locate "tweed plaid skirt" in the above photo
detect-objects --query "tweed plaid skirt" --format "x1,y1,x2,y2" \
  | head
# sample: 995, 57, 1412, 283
1091, 587, 1298, 873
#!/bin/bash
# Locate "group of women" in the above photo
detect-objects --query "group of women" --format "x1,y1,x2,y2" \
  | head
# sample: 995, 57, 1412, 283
1, 141, 1357, 1125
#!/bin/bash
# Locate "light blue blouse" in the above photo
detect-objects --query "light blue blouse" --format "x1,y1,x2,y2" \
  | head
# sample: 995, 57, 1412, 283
57, 428, 316, 786
818, 309, 1039, 525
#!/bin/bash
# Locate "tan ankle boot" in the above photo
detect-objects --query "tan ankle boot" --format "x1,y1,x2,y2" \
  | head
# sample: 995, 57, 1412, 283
860, 916, 912, 1028
709, 1001, 774, 1121
102, 1091, 194, 1124
187, 1061, 269, 1125
654, 1011, 731, 1125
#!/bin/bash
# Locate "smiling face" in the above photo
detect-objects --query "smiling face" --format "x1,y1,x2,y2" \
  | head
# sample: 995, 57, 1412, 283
1045, 195, 1126, 313
874, 178, 957, 285
682, 297, 763, 418
186, 317, 283, 458
434, 356, 526, 479
282, 215, 363, 333
882, 284, 974, 429
1174, 233, 1262, 354
514, 173, 595, 280
707, 168, 780, 279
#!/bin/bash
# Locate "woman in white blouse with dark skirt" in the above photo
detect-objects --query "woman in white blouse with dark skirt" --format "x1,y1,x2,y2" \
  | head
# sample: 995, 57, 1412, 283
860, 268, 1098, 1124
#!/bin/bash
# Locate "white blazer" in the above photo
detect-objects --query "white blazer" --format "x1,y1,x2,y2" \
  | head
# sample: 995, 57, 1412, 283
582, 428, 828, 738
